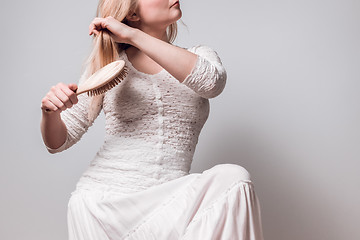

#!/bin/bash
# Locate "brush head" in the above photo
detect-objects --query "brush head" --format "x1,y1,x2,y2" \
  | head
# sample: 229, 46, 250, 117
76, 60, 128, 96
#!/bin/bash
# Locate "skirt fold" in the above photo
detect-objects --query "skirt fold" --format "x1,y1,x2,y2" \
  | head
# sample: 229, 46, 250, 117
181, 180, 264, 240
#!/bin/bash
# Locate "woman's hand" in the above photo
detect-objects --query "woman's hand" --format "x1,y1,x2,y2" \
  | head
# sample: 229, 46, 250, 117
41, 83, 78, 114
89, 16, 136, 44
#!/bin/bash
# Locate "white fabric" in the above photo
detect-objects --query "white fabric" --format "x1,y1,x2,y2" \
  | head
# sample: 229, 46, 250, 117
46, 45, 264, 239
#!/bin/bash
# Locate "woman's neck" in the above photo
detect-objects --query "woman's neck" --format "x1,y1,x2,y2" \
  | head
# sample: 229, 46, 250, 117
130, 22, 169, 43
124, 24, 171, 73
144, 29, 168, 42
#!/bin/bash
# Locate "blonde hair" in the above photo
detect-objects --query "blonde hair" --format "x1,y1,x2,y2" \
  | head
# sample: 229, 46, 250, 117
81, 0, 178, 121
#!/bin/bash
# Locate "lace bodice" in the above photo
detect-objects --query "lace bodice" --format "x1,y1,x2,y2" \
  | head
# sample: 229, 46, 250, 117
46, 45, 227, 194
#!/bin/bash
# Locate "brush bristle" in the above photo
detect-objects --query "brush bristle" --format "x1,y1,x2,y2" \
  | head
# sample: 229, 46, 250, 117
87, 66, 128, 97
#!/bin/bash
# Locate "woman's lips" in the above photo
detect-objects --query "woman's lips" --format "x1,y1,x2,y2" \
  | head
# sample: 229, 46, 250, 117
171, 1, 179, 7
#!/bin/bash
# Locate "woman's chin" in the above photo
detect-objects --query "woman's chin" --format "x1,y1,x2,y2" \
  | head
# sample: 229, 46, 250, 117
172, 11, 182, 22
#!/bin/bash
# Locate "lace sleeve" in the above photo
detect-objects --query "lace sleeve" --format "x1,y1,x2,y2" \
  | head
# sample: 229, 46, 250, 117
46, 70, 103, 154
181, 45, 227, 99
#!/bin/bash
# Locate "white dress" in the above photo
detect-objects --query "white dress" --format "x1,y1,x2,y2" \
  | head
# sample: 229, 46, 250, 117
47, 45, 264, 240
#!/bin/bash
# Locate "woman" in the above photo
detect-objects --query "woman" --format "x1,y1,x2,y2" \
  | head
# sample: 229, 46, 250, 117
40, 0, 264, 239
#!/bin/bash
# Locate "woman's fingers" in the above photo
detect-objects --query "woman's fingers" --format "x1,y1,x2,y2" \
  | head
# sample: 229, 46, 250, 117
68, 83, 78, 91
89, 24, 100, 36
41, 96, 58, 112
66, 84, 78, 105
88, 16, 133, 43
41, 83, 79, 113
89, 17, 108, 35
56, 83, 77, 108
54, 88, 72, 109
58, 83, 78, 106
48, 90, 66, 111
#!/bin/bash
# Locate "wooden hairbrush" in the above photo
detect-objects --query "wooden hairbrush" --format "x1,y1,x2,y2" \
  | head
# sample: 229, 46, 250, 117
44, 60, 128, 112
76, 60, 128, 96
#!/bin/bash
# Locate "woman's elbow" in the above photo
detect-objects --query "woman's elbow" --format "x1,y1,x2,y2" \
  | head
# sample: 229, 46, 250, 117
201, 69, 227, 99
46, 145, 66, 154
44, 135, 71, 154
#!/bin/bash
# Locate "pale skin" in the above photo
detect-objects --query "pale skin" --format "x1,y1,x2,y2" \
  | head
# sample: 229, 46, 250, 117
41, 0, 198, 150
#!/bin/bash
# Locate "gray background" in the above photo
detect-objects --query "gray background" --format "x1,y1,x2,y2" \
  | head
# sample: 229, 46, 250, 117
0, 0, 359, 239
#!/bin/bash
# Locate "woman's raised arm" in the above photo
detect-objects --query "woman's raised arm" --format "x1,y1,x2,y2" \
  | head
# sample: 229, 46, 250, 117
89, 16, 198, 82
128, 29, 198, 82
88, 16, 226, 99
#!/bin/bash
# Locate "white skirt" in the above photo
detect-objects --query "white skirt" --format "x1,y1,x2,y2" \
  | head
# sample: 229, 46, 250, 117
67, 164, 264, 240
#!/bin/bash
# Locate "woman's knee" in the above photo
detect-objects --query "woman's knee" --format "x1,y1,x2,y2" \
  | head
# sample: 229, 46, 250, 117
207, 163, 251, 182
